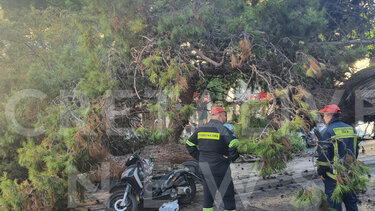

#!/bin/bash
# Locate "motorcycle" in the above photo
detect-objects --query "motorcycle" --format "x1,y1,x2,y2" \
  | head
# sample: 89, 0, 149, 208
105, 153, 202, 211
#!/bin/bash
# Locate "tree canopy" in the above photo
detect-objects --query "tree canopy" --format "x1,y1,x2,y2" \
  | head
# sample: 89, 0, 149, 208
0, 0, 374, 209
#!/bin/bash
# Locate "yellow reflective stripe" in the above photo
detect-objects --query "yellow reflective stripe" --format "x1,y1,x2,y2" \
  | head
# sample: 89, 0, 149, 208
316, 161, 330, 166
332, 132, 357, 157
332, 140, 338, 175
198, 132, 220, 140
332, 135, 357, 139
326, 172, 337, 180
354, 136, 357, 157
333, 127, 355, 136
186, 140, 196, 147
228, 139, 239, 148
326, 127, 357, 180
203, 208, 213, 211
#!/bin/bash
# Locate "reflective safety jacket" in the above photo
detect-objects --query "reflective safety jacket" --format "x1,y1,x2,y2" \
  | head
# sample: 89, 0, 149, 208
186, 119, 240, 166
316, 117, 358, 180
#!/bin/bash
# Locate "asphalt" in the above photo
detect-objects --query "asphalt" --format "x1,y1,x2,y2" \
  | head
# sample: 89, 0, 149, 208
232, 140, 375, 193
74, 140, 375, 210
178, 140, 375, 211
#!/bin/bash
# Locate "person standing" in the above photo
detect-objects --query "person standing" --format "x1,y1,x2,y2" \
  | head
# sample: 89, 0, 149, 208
186, 107, 239, 211
316, 104, 359, 211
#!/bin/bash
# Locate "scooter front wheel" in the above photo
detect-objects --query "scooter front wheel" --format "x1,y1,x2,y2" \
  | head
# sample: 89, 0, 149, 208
105, 190, 137, 211
178, 177, 196, 205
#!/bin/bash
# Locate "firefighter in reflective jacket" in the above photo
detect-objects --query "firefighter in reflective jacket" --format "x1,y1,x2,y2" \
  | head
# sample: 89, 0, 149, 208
186, 107, 239, 211
316, 104, 359, 211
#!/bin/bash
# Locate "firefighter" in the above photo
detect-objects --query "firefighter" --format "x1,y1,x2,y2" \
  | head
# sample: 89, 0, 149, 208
186, 106, 239, 211
316, 104, 359, 211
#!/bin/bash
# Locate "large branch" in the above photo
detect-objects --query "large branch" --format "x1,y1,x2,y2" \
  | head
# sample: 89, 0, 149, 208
195, 49, 227, 68
310, 39, 375, 46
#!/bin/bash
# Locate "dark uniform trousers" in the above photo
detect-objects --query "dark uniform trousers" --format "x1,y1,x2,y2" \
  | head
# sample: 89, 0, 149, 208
316, 117, 359, 211
186, 119, 239, 211
324, 176, 358, 211
200, 159, 235, 210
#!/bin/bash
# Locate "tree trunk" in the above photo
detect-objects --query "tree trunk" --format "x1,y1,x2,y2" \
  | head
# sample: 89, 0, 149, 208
167, 116, 188, 143
166, 71, 200, 143
100, 143, 195, 179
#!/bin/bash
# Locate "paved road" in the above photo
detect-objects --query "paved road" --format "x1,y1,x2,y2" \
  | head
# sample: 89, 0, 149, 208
179, 161, 375, 211
179, 140, 375, 211
74, 140, 375, 211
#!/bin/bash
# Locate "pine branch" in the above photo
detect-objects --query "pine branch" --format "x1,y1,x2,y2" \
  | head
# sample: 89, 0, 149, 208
194, 49, 228, 68
310, 39, 375, 46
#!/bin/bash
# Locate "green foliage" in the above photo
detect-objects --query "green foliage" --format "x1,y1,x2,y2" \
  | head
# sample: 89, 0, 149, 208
252, 137, 287, 176
308, 110, 319, 122
154, 0, 247, 47
0, 3, 119, 208
331, 157, 371, 202
331, 184, 351, 203
180, 104, 195, 121
238, 117, 306, 176
292, 186, 332, 211
234, 101, 269, 138
143, 56, 163, 84
0, 174, 24, 211
0, 6, 89, 198
0, 0, 84, 11
150, 129, 172, 145
135, 127, 151, 138
253, 0, 327, 39
1, 0, 374, 209
234, 87, 313, 177
77, 70, 117, 100
135, 127, 172, 145
321, 0, 375, 40
18, 140, 44, 171
207, 79, 226, 102
289, 132, 305, 153
15, 108, 71, 207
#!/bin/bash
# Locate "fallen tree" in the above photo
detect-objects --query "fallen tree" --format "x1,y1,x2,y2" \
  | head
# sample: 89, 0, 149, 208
1, 0, 375, 210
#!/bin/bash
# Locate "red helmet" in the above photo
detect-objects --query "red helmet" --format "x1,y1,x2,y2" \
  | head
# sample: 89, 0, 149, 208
319, 104, 341, 114
211, 107, 225, 115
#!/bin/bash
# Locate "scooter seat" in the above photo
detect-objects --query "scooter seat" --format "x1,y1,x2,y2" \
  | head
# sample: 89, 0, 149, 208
152, 171, 174, 181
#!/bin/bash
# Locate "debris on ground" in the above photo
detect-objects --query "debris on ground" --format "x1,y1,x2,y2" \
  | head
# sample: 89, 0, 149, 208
291, 185, 330, 211
159, 200, 179, 211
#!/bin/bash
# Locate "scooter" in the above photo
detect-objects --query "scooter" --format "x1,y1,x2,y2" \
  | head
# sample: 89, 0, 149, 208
105, 153, 202, 211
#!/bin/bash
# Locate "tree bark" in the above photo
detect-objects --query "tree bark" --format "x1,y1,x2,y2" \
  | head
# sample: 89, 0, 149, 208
100, 143, 195, 179
165, 70, 200, 143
